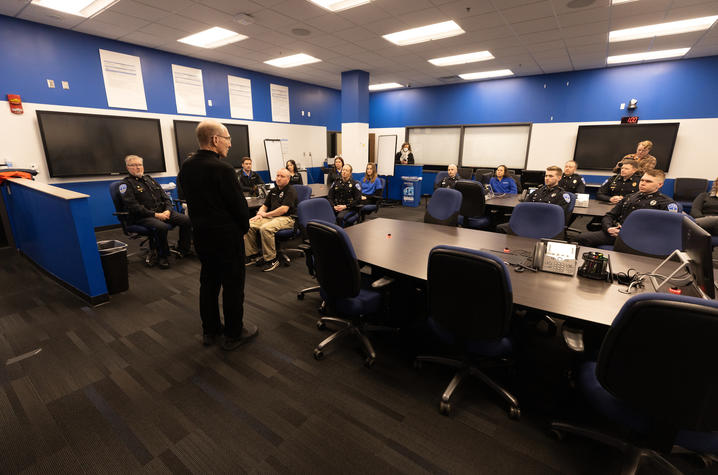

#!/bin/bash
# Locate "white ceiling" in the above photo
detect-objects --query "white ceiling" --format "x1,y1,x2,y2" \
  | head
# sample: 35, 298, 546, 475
2, 0, 718, 90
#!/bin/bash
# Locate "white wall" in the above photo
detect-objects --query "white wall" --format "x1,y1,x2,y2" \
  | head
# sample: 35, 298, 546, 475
341, 122, 369, 173
0, 100, 327, 184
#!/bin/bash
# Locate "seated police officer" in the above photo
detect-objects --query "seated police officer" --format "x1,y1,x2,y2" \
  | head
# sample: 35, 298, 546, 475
597, 159, 641, 203
120, 155, 192, 269
238, 157, 264, 196
245, 168, 298, 273
436, 164, 460, 190
577, 169, 678, 248
496, 165, 570, 233
328, 164, 362, 226
558, 160, 586, 194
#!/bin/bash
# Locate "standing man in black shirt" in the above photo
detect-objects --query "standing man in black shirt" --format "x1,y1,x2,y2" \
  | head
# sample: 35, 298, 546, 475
328, 164, 362, 226
577, 169, 679, 248
558, 160, 586, 194
597, 160, 641, 203
244, 168, 298, 272
238, 157, 264, 196
120, 155, 191, 269
178, 120, 257, 351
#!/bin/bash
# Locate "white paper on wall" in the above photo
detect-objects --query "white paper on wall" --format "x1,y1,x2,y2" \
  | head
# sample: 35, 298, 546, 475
228, 75, 253, 120
270, 84, 290, 123
172, 64, 206, 116
99, 49, 148, 110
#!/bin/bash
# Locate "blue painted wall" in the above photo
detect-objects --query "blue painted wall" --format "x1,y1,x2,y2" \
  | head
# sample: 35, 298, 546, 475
341, 70, 369, 123
0, 15, 341, 129
370, 56, 718, 127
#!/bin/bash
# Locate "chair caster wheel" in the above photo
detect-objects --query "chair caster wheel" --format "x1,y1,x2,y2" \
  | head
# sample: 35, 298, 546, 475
316, 320, 326, 330
550, 429, 565, 441
439, 401, 451, 415
508, 406, 521, 420
313, 349, 324, 360
318, 302, 327, 315
364, 357, 375, 368
297, 292, 305, 300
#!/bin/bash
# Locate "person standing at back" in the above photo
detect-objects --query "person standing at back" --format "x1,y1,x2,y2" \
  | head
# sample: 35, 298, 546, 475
178, 119, 258, 351
395, 142, 415, 164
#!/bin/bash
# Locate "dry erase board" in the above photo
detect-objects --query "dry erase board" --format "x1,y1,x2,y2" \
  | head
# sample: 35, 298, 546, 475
377, 135, 397, 176
263, 139, 284, 181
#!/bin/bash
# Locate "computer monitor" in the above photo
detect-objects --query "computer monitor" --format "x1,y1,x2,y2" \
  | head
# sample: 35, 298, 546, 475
519, 170, 545, 190
682, 216, 715, 299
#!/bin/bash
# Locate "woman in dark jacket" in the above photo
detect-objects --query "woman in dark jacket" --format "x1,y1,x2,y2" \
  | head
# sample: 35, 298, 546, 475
286, 159, 302, 185
327, 156, 344, 184
394, 142, 415, 164
691, 178, 718, 235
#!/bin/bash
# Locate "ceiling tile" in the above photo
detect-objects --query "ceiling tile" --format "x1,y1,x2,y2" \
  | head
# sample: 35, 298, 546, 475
90, 10, 151, 30
557, 7, 609, 29
117, 31, 168, 48
251, 8, 296, 28
138, 23, 189, 41
561, 21, 609, 38
459, 12, 504, 31
270, 0, 327, 20
337, 3, 391, 24
510, 17, 559, 35
336, 26, 375, 41
17, 4, 85, 29
157, 14, 210, 34
174, 3, 238, 28
133, 0, 196, 13
304, 13, 356, 33
526, 39, 566, 53
436, 0, 495, 19
553, 0, 610, 15
73, 20, 132, 39
500, 1, 554, 24
109, 0, 170, 22
1, 0, 29, 16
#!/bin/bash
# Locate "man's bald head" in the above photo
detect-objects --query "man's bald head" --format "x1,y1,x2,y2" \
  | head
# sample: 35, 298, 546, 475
196, 120, 224, 147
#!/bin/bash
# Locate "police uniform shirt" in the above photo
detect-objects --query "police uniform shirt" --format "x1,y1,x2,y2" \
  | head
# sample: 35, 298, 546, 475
119, 174, 171, 220
239, 170, 264, 194
526, 184, 571, 211
602, 191, 678, 230
558, 173, 586, 194
597, 173, 640, 201
328, 178, 362, 208
263, 184, 298, 215
288, 173, 303, 185
439, 175, 459, 189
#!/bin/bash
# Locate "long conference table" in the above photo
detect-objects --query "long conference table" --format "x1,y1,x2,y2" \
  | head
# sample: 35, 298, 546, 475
485, 194, 614, 217
343, 218, 671, 327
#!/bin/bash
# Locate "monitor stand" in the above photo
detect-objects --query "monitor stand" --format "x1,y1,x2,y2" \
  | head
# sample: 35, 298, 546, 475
649, 250, 710, 300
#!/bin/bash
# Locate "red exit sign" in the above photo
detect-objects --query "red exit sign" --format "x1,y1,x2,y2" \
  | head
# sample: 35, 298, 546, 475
621, 116, 639, 124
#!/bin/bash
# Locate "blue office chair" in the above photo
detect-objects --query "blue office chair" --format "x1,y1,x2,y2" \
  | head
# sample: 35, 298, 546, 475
455, 180, 490, 229
551, 293, 718, 474
506, 202, 565, 239
674, 178, 708, 214
295, 198, 339, 301
359, 177, 385, 222
434, 171, 449, 189
612, 209, 684, 257
416, 246, 520, 418
109, 181, 161, 266
424, 188, 462, 227
276, 185, 312, 266
307, 220, 394, 367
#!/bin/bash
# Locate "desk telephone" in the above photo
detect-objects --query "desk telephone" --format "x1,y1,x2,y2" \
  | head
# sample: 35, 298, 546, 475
532, 239, 578, 276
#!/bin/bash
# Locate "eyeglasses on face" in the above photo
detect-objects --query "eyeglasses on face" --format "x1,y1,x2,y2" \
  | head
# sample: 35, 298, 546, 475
215, 135, 232, 142
127, 163, 143, 167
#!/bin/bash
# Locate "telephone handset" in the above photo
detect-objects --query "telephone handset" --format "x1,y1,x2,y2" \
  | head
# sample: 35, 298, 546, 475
533, 239, 578, 276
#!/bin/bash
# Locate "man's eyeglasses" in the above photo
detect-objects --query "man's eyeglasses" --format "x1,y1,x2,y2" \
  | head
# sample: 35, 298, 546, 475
215, 135, 232, 142
127, 164, 143, 167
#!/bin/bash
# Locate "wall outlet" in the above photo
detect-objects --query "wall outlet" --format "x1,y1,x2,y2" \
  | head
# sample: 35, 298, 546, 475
61, 81, 69, 90
47, 79, 55, 88
620, 103, 625, 110
301, 110, 305, 116
207, 99, 213, 106
307, 111, 311, 117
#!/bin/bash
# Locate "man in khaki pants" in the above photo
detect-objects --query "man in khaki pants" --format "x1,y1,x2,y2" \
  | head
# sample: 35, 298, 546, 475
245, 168, 298, 272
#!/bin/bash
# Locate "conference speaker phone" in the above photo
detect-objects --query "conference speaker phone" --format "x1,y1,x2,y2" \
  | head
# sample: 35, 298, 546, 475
532, 239, 578, 276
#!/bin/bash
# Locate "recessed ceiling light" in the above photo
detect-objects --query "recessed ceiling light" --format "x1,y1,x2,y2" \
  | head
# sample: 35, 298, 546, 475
609, 15, 718, 42
383, 20, 465, 46
264, 53, 322, 68
178, 27, 248, 48
31, 0, 118, 17
459, 69, 514, 80
612, 0, 639, 4
308, 0, 371, 12
428, 51, 494, 67
369, 83, 403, 91
607, 47, 690, 64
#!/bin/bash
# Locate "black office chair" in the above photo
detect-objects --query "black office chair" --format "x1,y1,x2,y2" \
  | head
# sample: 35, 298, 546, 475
455, 180, 489, 230
109, 181, 159, 266
307, 220, 394, 367
295, 198, 337, 301
424, 188, 462, 226
416, 246, 520, 419
551, 293, 718, 474
674, 178, 708, 214
459, 167, 474, 180
473, 168, 493, 183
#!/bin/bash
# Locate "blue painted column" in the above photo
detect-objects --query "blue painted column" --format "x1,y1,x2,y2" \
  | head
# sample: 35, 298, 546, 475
341, 70, 370, 173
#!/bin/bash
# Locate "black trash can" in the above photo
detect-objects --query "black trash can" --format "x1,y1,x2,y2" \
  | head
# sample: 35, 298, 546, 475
98, 240, 128, 294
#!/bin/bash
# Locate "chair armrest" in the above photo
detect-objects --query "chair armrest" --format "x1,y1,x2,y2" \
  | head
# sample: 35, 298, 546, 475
561, 325, 584, 353
371, 276, 395, 289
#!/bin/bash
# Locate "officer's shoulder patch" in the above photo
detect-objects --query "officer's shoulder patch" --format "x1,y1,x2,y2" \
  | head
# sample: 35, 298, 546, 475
119, 183, 127, 194
581, 177, 586, 184
563, 193, 571, 203
355, 182, 361, 189
667, 202, 678, 212
602, 179, 608, 185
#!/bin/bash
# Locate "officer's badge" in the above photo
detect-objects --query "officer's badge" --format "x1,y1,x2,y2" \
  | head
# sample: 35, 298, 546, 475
551, 193, 556, 198
119, 183, 127, 194
563, 193, 571, 203
633, 182, 637, 186
667, 203, 678, 212
650, 200, 657, 206
573, 179, 577, 184
279, 191, 284, 199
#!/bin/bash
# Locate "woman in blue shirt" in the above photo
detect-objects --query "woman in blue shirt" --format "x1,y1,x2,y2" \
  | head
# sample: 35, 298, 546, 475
489, 165, 518, 194
361, 163, 383, 203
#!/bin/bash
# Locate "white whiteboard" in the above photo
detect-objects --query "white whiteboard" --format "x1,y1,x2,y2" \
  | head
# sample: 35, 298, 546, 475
462, 125, 530, 169
376, 135, 397, 176
408, 127, 461, 165
263, 139, 283, 182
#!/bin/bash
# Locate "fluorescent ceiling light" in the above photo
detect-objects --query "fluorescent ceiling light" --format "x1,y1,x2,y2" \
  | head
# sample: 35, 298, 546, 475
607, 47, 690, 64
429, 50, 494, 66
178, 27, 247, 48
264, 53, 322, 68
459, 69, 514, 80
369, 83, 403, 91
612, 0, 639, 4
609, 15, 718, 42
383, 20, 465, 46
308, 0, 371, 12
31, 0, 118, 17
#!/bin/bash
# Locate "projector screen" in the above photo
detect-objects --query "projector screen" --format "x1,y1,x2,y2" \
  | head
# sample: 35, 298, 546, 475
407, 127, 461, 166
462, 124, 530, 169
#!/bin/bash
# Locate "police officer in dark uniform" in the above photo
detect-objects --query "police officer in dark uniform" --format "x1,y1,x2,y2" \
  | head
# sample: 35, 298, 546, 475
597, 160, 641, 203
120, 154, 191, 269
328, 164, 362, 226
238, 157, 264, 196
497, 166, 570, 233
436, 164, 460, 189
577, 169, 679, 248
558, 160, 586, 194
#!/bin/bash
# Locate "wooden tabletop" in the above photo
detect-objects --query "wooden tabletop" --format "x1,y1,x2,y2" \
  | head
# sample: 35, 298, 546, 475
343, 218, 665, 326
485, 194, 614, 217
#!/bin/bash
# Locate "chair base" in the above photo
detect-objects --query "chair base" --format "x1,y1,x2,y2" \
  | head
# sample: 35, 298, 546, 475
278, 248, 305, 267
550, 421, 682, 475
297, 285, 320, 300
313, 316, 398, 368
415, 355, 520, 419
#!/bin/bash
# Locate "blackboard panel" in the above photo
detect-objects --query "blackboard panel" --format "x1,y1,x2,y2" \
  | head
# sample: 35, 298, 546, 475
573, 123, 679, 171
37, 110, 166, 177
174, 120, 250, 169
